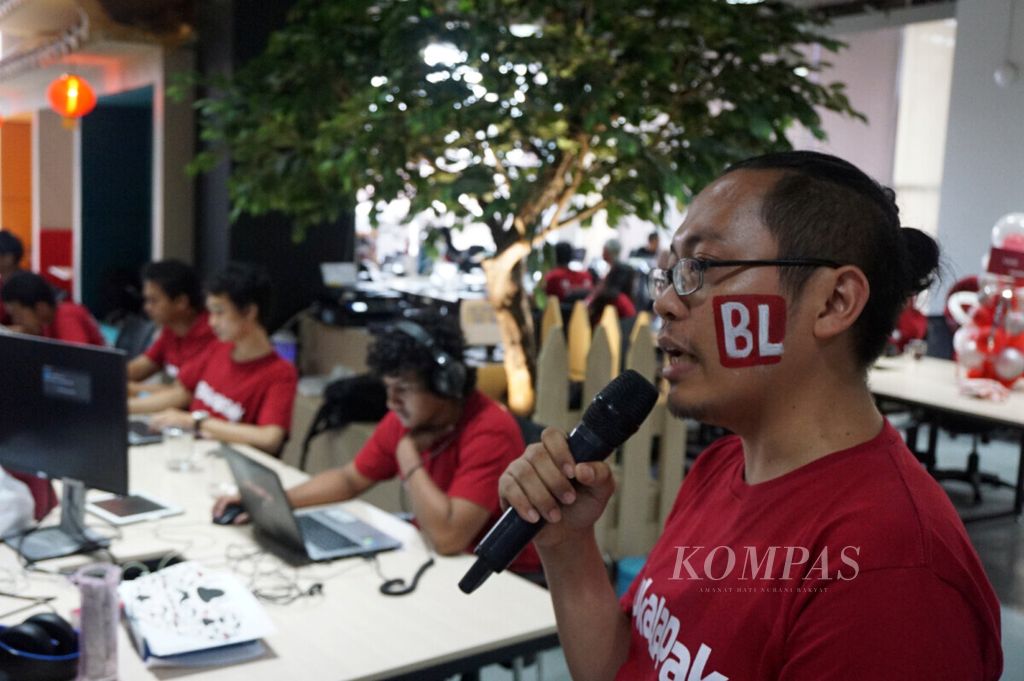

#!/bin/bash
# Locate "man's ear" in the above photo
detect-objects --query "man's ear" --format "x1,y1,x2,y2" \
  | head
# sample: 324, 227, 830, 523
812, 266, 870, 341
34, 301, 56, 324
172, 294, 192, 313
242, 303, 260, 324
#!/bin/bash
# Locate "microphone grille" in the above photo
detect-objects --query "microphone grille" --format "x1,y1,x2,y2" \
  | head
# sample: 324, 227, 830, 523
581, 369, 659, 447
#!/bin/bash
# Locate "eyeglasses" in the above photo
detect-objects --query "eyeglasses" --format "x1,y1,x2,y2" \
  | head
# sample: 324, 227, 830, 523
648, 257, 843, 298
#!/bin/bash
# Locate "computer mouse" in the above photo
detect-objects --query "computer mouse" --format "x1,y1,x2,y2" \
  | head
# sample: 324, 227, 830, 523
212, 502, 244, 525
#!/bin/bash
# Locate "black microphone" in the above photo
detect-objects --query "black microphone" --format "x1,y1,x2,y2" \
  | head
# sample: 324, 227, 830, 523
459, 369, 659, 594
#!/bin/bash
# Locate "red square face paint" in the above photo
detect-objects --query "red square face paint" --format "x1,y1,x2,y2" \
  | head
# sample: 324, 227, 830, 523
713, 295, 787, 368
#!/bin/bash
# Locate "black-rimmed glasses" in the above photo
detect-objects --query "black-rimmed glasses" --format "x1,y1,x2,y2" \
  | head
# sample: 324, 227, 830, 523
648, 257, 843, 298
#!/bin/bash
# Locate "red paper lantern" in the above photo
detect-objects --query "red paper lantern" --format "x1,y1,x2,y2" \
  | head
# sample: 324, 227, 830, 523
47, 74, 97, 126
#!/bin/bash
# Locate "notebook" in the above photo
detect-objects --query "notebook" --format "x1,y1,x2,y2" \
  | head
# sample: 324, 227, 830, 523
221, 446, 401, 564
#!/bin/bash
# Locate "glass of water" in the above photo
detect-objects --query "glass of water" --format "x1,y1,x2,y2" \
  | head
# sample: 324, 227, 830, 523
906, 338, 928, 361
164, 426, 200, 472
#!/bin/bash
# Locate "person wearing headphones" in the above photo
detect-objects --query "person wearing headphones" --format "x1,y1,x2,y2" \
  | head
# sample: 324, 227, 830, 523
212, 309, 542, 576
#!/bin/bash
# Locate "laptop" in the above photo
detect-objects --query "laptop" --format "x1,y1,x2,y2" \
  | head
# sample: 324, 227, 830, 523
221, 446, 401, 564
128, 418, 163, 446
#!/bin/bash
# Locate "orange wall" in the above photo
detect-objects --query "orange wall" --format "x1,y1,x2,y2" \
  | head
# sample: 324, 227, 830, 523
1, 121, 33, 259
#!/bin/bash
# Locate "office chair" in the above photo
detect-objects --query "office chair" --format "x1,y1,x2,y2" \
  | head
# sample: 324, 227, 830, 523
113, 314, 156, 357
908, 277, 1011, 506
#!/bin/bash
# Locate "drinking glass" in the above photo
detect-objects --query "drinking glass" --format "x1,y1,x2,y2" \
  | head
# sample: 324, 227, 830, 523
164, 426, 200, 472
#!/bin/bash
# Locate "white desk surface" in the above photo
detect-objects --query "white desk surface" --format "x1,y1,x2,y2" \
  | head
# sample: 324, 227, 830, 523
869, 355, 1024, 429
0, 441, 557, 680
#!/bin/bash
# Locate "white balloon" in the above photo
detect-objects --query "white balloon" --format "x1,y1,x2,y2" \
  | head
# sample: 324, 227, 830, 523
957, 339, 986, 370
992, 212, 1024, 251
953, 325, 977, 356
947, 292, 980, 328
1006, 311, 1024, 336
994, 347, 1024, 381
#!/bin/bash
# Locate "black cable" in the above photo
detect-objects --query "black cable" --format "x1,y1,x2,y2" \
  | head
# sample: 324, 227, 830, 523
378, 557, 435, 597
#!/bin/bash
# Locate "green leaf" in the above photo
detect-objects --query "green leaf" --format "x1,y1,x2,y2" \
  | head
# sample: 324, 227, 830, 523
189, 0, 862, 241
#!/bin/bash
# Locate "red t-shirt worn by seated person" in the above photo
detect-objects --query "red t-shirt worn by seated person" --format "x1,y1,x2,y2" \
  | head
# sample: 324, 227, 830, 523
617, 421, 1002, 681
177, 341, 298, 432
42, 301, 105, 347
544, 267, 594, 300
354, 390, 542, 575
143, 311, 217, 378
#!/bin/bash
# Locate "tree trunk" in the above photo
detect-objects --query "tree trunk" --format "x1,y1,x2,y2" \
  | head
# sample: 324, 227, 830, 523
482, 240, 536, 416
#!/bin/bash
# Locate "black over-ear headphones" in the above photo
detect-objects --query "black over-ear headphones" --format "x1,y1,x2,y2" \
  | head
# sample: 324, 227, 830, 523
392, 320, 467, 398
0, 612, 79, 680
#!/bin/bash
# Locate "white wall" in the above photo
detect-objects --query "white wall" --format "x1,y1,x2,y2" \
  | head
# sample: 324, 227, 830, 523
936, 0, 1024, 308
790, 28, 902, 186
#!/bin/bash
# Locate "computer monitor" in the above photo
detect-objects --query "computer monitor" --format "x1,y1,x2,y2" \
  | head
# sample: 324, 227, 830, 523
0, 332, 128, 562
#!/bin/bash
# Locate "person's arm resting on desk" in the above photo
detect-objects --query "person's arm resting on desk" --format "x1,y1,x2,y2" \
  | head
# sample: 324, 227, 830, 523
127, 354, 159, 383
287, 462, 375, 508
129, 381, 191, 414
199, 418, 286, 456
499, 428, 631, 681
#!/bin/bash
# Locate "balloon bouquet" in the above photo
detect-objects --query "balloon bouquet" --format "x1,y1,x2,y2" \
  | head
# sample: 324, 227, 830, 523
948, 213, 1024, 396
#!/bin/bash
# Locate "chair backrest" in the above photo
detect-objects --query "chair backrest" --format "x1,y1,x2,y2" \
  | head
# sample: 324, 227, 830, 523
114, 315, 156, 358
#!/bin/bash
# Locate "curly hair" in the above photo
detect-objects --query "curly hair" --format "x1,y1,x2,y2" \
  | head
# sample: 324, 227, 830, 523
367, 308, 476, 398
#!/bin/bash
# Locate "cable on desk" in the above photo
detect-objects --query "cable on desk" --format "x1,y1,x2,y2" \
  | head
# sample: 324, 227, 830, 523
223, 544, 326, 605
0, 590, 57, 619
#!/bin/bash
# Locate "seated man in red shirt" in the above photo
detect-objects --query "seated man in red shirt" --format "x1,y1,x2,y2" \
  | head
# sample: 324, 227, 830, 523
500, 151, 1002, 680
127, 259, 216, 394
544, 242, 594, 302
0, 230, 26, 326
130, 262, 297, 455
0, 271, 104, 346
212, 309, 542, 576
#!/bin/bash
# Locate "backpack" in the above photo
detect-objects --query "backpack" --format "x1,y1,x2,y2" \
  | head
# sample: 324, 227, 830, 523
299, 374, 389, 470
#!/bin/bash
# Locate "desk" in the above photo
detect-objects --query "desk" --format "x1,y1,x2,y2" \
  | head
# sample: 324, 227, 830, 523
868, 355, 1024, 520
0, 441, 557, 680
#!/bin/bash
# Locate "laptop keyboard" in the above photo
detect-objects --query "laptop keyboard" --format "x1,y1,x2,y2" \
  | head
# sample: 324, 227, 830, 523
298, 515, 358, 551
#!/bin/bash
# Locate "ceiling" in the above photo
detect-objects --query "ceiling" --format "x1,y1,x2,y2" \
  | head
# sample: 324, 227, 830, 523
0, 0, 192, 117
0, 0, 955, 118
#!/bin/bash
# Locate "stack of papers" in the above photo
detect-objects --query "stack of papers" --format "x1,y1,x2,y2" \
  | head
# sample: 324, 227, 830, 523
119, 561, 274, 667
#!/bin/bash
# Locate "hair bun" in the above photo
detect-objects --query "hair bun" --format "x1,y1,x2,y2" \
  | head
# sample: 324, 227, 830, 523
899, 227, 940, 294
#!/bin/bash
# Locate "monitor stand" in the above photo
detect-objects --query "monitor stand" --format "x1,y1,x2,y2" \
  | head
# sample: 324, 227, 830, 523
7, 479, 110, 563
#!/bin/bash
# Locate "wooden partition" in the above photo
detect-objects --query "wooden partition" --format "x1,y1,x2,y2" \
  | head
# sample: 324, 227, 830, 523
566, 301, 591, 382
532, 307, 686, 560
597, 305, 622, 378
613, 314, 661, 556
534, 324, 570, 431
539, 300, 563, 352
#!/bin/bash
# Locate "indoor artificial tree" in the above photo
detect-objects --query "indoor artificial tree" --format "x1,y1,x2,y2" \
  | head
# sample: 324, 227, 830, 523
191, 0, 862, 413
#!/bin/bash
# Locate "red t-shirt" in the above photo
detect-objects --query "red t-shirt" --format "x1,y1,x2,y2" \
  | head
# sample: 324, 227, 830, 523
43, 302, 105, 346
354, 390, 541, 574
143, 312, 217, 378
544, 267, 593, 299
178, 342, 297, 431
617, 421, 1002, 680
891, 305, 928, 352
